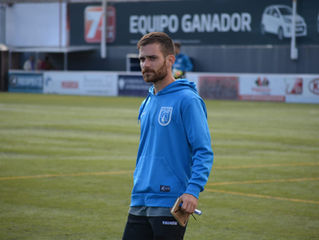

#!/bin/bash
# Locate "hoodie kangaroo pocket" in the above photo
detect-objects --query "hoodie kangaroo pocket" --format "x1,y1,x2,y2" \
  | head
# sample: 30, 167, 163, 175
133, 156, 185, 195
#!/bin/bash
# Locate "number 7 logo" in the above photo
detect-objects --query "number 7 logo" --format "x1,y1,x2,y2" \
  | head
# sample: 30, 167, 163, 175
84, 6, 116, 43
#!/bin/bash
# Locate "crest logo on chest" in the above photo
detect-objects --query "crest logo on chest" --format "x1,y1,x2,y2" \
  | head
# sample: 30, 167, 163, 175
158, 107, 173, 126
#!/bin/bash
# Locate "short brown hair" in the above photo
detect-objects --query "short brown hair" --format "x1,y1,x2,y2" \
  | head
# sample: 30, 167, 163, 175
174, 42, 181, 49
137, 32, 175, 57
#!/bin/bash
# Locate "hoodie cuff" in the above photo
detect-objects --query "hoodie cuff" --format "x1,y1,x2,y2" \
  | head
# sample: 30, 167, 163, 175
185, 183, 202, 199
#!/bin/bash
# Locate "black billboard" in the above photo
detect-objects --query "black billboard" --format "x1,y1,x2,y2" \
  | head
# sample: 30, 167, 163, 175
69, 0, 319, 46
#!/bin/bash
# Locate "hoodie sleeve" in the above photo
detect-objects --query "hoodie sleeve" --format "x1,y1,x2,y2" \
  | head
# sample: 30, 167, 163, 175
182, 96, 214, 198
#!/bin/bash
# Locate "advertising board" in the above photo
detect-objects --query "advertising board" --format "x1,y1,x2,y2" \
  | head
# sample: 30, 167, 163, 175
239, 74, 286, 102
8, 70, 319, 104
43, 71, 118, 96
198, 76, 239, 100
84, 6, 116, 43
118, 74, 151, 97
285, 76, 319, 103
69, 0, 319, 46
196, 73, 319, 103
8, 72, 43, 93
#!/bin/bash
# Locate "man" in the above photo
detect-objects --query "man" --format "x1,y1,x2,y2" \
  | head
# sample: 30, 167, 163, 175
23, 55, 35, 71
122, 32, 213, 240
172, 42, 193, 79
39, 55, 54, 70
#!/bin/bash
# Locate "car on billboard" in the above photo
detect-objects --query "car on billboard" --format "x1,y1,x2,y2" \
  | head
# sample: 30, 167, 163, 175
261, 5, 307, 40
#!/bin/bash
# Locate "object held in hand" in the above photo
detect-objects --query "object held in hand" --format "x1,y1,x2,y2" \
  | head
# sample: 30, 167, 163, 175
170, 197, 202, 227
194, 209, 202, 215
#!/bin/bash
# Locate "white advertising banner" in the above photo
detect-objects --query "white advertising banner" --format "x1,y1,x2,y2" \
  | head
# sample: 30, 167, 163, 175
239, 74, 286, 102
43, 71, 118, 96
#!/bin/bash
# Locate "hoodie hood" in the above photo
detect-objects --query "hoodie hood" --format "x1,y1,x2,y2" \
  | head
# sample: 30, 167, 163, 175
138, 80, 198, 121
149, 79, 198, 96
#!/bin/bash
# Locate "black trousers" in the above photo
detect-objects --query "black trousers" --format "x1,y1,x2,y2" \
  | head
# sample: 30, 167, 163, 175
122, 214, 187, 240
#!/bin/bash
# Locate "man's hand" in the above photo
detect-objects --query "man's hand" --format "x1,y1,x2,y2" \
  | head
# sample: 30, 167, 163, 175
180, 193, 198, 214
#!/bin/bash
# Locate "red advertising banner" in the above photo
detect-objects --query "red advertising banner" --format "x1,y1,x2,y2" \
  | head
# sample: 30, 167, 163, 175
84, 6, 116, 43
198, 76, 239, 100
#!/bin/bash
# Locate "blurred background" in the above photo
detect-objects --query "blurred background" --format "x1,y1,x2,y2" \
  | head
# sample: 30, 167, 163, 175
0, 0, 318, 103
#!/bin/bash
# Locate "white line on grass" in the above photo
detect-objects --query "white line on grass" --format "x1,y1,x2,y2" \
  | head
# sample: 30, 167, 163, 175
206, 188, 319, 205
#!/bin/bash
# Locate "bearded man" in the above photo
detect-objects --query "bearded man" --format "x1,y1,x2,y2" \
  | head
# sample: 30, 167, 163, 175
122, 32, 214, 240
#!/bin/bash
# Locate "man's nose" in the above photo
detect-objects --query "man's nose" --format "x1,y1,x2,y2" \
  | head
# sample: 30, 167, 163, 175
141, 59, 151, 68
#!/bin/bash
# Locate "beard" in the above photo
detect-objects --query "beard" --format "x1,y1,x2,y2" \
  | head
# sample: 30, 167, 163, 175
142, 60, 168, 83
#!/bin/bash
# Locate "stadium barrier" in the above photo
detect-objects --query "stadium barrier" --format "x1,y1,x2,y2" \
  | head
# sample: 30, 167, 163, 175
8, 70, 319, 104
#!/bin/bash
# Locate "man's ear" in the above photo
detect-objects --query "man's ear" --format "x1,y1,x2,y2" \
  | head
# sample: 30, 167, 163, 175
167, 54, 176, 66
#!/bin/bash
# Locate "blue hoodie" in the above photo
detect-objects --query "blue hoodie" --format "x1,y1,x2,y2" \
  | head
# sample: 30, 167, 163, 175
131, 79, 214, 208
173, 53, 193, 72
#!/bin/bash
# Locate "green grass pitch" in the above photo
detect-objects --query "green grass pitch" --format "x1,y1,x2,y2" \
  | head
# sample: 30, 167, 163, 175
0, 93, 318, 240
